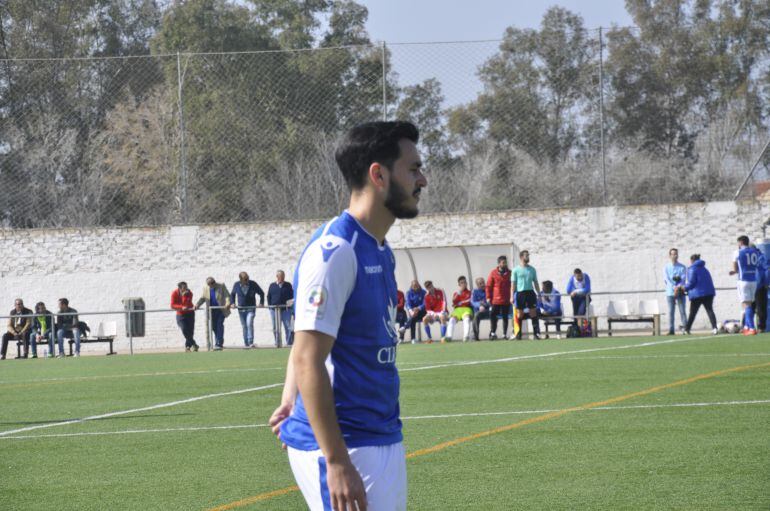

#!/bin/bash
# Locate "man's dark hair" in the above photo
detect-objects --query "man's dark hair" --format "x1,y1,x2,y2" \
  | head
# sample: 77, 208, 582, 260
497, 255, 507, 263
424, 280, 433, 288
691, 254, 701, 262
669, 248, 678, 255
542, 280, 553, 288
738, 235, 750, 246
59, 298, 69, 306
458, 276, 466, 283
573, 268, 582, 275
178, 281, 187, 288
335, 121, 419, 190
519, 250, 528, 258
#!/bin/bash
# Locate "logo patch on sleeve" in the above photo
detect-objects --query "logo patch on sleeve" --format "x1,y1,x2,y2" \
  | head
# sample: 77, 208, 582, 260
305, 286, 328, 319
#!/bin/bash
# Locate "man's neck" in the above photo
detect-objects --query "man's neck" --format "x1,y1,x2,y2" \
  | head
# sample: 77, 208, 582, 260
347, 192, 394, 245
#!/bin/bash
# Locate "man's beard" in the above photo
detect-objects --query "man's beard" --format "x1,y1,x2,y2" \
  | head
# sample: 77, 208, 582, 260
384, 180, 419, 219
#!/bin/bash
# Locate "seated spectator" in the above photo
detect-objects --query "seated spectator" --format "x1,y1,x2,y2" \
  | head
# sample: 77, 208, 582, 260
230, 272, 265, 348
422, 280, 449, 343
1, 298, 33, 360
267, 270, 294, 347
171, 282, 199, 352
55, 298, 80, 358
402, 280, 426, 343
396, 289, 407, 343
195, 277, 231, 351
30, 302, 55, 358
447, 276, 473, 342
471, 277, 490, 341
538, 281, 563, 338
566, 268, 592, 317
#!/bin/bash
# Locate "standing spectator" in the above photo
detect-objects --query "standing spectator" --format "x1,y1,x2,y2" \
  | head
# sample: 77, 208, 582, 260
171, 282, 199, 352
486, 255, 512, 340
396, 289, 407, 343
55, 298, 80, 357
471, 277, 490, 341
1, 299, 33, 360
422, 280, 449, 343
511, 250, 542, 340
196, 277, 231, 350
29, 302, 54, 358
402, 280, 426, 343
566, 268, 592, 317
684, 254, 718, 335
664, 248, 688, 335
755, 248, 768, 332
231, 272, 265, 348
730, 235, 762, 335
538, 281, 563, 338
447, 276, 473, 341
267, 270, 294, 347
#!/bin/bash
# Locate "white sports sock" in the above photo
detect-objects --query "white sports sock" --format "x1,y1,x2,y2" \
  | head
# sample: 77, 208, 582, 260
446, 317, 456, 338
462, 316, 471, 339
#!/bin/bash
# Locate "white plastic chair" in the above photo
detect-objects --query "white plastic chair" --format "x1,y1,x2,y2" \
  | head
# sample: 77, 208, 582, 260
607, 300, 630, 318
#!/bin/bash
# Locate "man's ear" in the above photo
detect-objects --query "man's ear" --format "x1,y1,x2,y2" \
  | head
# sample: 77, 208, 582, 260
368, 162, 386, 190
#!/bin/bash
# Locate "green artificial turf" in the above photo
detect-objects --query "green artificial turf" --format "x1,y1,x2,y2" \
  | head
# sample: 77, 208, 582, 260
1, 333, 768, 510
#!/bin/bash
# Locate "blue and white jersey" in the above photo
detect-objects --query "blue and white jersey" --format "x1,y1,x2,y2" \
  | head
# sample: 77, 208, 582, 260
280, 211, 402, 451
734, 246, 762, 282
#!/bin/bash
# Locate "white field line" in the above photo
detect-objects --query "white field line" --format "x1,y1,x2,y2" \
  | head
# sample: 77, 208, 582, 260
0, 383, 283, 438
3, 399, 768, 441
0, 366, 284, 386
399, 334, 722, 372
0, 334, 741, 439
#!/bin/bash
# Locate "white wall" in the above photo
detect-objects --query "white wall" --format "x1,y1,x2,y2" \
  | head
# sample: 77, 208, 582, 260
1, 201, 768, 352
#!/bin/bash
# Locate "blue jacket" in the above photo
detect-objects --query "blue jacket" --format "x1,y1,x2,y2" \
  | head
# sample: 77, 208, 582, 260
231, 280, 265, 307
267, 281, 294, 306
758, 253, 768, 288
566, 274, 591, 295
538, 289, 562, 315
406, 288, 426, 310
684, 260, 716, 299
664, 262, 687, 297
470, 288, 489, 312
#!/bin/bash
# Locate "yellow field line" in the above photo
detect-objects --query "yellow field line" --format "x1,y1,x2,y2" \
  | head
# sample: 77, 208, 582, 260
205, 361, 770, 511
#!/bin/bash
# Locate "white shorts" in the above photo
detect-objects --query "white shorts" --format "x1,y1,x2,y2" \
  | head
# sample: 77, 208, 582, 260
288, 442, 406, 511
424, 311, 446, 321
737, 281, 757, 303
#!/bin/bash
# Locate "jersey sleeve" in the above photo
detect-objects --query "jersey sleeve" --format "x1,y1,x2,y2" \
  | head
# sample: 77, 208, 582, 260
293, 235, 357, 338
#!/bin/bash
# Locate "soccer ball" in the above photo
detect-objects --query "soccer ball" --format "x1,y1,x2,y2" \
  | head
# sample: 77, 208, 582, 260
721, 320, 741, 334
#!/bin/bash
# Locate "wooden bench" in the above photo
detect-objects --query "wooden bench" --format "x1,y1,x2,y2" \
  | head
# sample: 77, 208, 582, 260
606, 300, 661, 336
67, 321, 118, 356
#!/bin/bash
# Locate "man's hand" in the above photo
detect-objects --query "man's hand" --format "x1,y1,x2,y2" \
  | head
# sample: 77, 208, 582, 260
327, 460, 367, 511
268, 402, 293, 449
479, 305, 486, 313
729, 270, 737, 276
570, 291, 577, 297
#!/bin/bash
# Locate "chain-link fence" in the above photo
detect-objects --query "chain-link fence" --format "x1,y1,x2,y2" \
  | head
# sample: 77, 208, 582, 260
1, 28, 769, 229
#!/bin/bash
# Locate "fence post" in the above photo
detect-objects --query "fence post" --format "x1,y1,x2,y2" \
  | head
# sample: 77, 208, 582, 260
205, 303, 212, 351
275, 306, 283, 349
127, 308, 134, 355
176, 51, 189, 223
381, 41, 387, 121
598, 27, 608, 206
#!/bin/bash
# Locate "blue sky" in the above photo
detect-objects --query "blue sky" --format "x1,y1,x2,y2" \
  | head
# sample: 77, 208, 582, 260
356, 1, 635, 108
359, 1, 634, 43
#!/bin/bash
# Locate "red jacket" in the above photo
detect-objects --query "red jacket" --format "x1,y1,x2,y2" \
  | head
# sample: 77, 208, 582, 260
453, 289, 472, 308
396, 290, 405, 311
425, 289, 446, 313
486, 268, 512, 305
171, 289, 195, 316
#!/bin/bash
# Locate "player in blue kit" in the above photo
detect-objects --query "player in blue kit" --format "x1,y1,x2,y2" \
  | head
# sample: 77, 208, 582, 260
268, 121, 426, 511
730, 235, 762, 335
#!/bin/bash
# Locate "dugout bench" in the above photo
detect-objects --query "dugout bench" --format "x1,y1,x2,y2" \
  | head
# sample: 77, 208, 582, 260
606, 300, 661, 336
